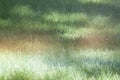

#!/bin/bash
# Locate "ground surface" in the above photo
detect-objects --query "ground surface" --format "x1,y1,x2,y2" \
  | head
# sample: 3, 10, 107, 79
0, 0, 120, 80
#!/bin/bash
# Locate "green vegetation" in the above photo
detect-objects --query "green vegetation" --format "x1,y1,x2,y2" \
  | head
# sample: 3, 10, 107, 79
0, 0, 120, 80
0, 0, 120, 34
0, 0, 120, 48
0, 49, 119, 80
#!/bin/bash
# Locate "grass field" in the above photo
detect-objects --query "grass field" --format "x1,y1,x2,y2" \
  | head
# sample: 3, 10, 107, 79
1, 48, 119, 80
0, 0, 120, 80
0, 49, 120, 80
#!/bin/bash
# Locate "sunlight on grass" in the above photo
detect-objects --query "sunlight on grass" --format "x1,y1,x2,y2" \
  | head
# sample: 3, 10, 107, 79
0, 49, 119, 80
78, 0, 112, 4
0, 19, 11, 27
43, 11, 87, 23
0, 51, 48, 76
0, 0, 120, 80
60, 27, 95, 39
11, 5, 34, 16
73, 49, 119, 60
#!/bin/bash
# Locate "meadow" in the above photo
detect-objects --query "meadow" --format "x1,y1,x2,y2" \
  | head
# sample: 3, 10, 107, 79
0, 49, 120, 80
0, 0, 120, 80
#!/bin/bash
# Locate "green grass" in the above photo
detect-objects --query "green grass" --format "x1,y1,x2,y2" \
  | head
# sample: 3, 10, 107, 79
0, 49, 119, 80
0, 0, 120, 49
0, 0, 120, 35
0, 0, 120, 80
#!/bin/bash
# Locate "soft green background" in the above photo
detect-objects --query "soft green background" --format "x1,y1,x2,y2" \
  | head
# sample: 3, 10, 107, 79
0, 0, 120, 80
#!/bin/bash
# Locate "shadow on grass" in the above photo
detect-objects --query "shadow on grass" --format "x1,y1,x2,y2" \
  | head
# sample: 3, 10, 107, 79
46, 53, 120, 77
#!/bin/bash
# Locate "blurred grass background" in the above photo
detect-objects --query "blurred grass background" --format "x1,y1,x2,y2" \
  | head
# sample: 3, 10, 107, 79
0, 0, 120, 50
0, 0, 120, 80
